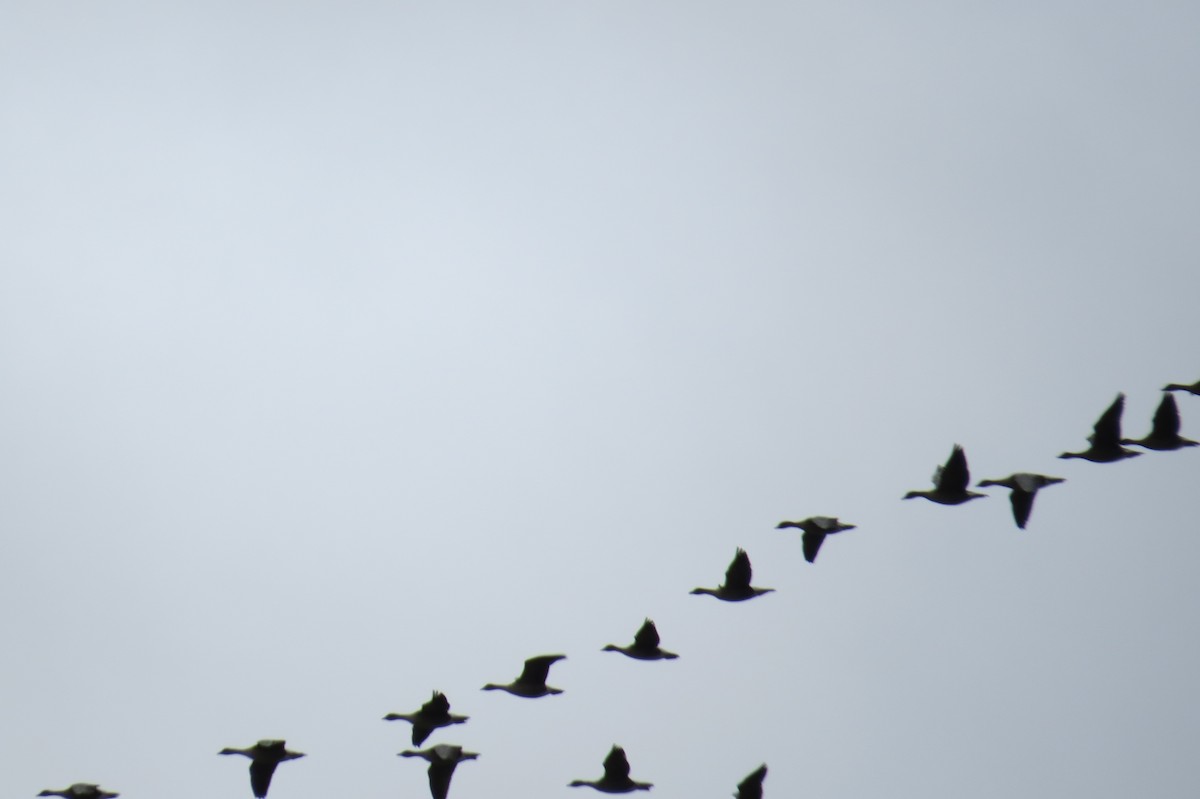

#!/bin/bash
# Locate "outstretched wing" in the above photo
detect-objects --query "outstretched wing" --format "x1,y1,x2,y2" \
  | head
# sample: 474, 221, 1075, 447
735, 763, 768, 799
249, 762, 277, 799
427, 761, 458, 799
1009, 488, 1034, 530
802, 530, 826, 563
602, 746, 632, 782
1089, 393, 1125, 447
422, 691, 450, 717
724, 548, 753, 589
936, 445, 970, 493
1151, 393, 1182, 438
518, 654, 565, 687
633, 619, 660, 650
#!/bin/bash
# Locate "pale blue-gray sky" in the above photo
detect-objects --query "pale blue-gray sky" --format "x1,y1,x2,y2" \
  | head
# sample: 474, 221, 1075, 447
2, 2, 1199, 798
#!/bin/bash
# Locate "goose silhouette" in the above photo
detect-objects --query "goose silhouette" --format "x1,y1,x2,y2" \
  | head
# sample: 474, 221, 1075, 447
569, 745, 653, 792
1058, 393, 1141, 463
399, 744, 478, 799
218, 740, 305, 799
691, 548, 774, 601
903, 445, 986, 505
603, 619, 678, 660
482, 654, 566, 697
976, 473, 1065, 529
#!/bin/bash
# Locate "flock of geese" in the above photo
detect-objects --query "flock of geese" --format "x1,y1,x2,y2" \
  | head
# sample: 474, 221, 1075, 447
35, 379, 1200, 799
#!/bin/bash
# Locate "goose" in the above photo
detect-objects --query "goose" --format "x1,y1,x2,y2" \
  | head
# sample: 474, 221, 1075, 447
690, 548, 774, 601
735, 764, 768, 799
1058, 393, 1141, 463
38, 786, 118, 799
218, 740, 305, 798
1121, 393, 1199, 451
384, 691, 469, 746
482, 654, 566, 697
775, 516, 856, 563
603, 619, 678, 660
976, 473, 1065, 529
399, 744, 479, 799
1163, 379, 1200, 397
569, 745, 653, 793
903, 445, 986, 504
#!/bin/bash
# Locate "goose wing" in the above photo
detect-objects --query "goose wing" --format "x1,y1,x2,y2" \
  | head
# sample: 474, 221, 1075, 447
633, 619, 661, 650
1009, 487, 1035, 529
735, 764, 768, 799
422, 691, 450, 717
602, 746, 632, 781
518, 654, 565, 687
1089, 393, 1125, 447
426, 760, 458, 799
249, 761, 277, 799
936, 445, 971, 493
802, 529, 826, 563
1151, 393, 1182, 438
725, 548, 753, 589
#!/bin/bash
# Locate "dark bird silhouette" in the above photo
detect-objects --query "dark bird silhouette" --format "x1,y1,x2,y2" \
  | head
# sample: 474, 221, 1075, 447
399, 744, 479, 799
568, 745, 653, 793
976, 473, 1065, 529
384, 691, 469, 746
1163, 378, 1200, 397
218, 740, 305, 799
603, 619, 678, 660
1058, 393, 1141, 463
903, 445, 986, 504
482, 654, 566, 697
735, 764, 768, 799
37, 786, 118, 799
1122, 393, 1199, 451
690, 548, 774, 601
775, 516, 856, 563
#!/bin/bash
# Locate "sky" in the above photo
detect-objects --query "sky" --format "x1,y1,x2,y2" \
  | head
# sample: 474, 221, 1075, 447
2, 2, 1199, 798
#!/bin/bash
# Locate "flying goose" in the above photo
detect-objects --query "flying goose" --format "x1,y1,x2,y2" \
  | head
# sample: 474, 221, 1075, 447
218, 740, 305, 798
1058, 393, 1141, 462
482, 654, 566, 697
1163, 379, 1200, 397
735, 764, 768, 799
37, 786, 118, 799
1121, 393, 1198, 451
690, 548, 774, 601
399, 744, 479, 799
384, 691, 469, 745
903, 445, 986, 504
976, 473, 1065, 529
568, 745, 653, 793
603, 619, 678, 660
775, 516, 856, 563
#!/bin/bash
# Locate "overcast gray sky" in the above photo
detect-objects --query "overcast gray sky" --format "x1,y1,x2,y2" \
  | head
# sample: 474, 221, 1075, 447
3, 2, 1199, 798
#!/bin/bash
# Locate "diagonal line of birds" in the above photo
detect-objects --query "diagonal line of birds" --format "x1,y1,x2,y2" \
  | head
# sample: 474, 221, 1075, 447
34, 380, 1199, 799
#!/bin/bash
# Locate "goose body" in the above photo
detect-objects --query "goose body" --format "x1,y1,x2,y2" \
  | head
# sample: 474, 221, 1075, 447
976, 473, 1065, 529
691, 548, 774, 601
1058, 393, 1141, 462
218, 739, 306, 798
38, 786, 118, 799
569, 745, 653, 793
482, 654, 566, 697
903, 445, 986, 505
399, 744, 479, 799
1163, 379, 1200, 397
384, 691, 469, 745
1122, 393, 1198, 451
735, 764, 768, 799
603, 619, 678, 660
775, 516, 856, 563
